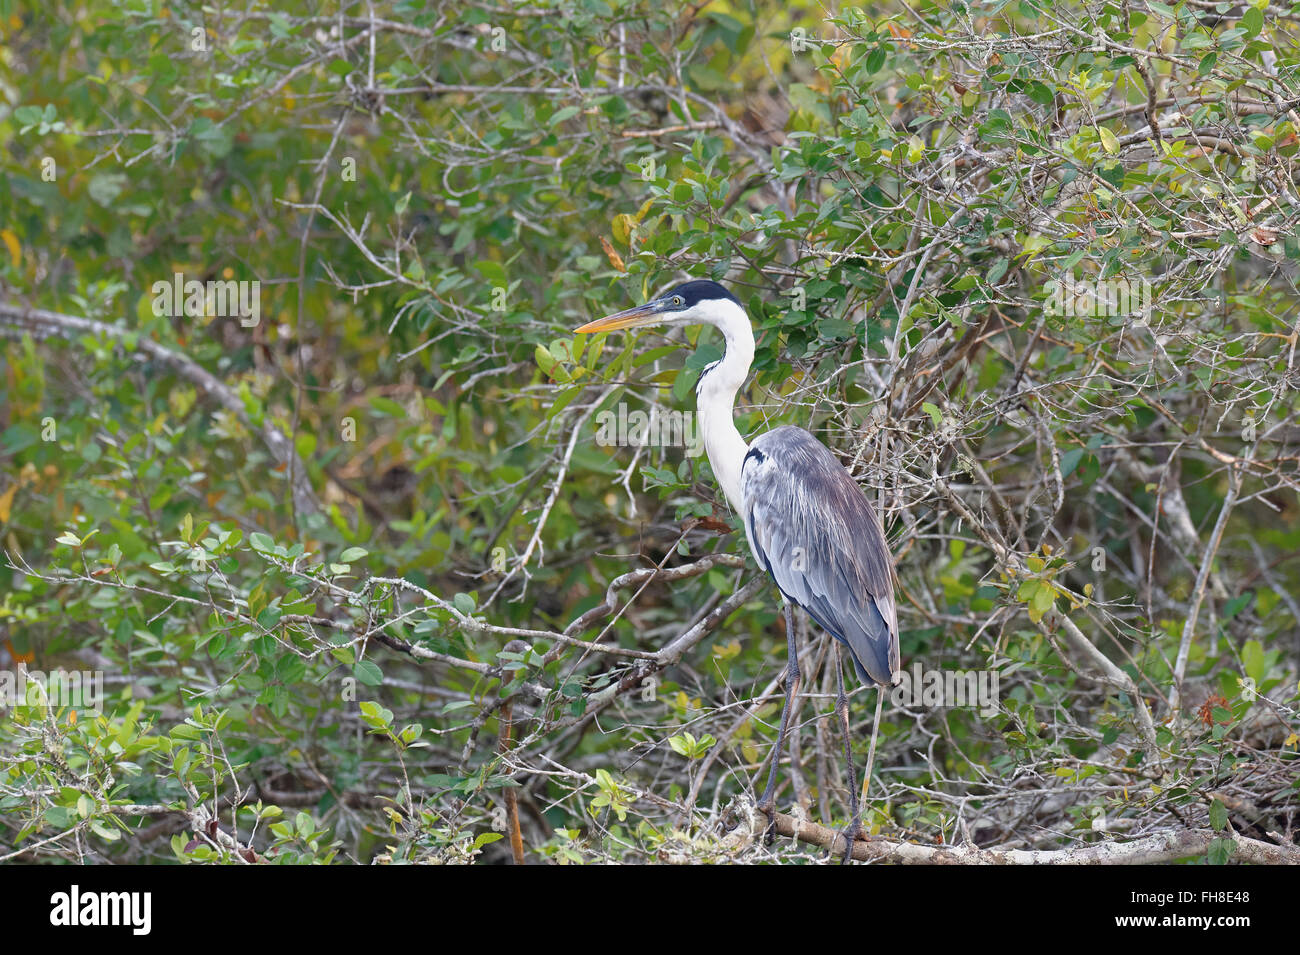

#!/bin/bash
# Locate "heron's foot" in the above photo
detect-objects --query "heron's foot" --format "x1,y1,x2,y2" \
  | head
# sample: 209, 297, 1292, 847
837, 815, 861, 864
756, 800, 777, 846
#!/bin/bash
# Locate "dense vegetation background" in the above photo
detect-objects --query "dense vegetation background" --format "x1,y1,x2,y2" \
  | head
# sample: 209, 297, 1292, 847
1, 0, 1297, 864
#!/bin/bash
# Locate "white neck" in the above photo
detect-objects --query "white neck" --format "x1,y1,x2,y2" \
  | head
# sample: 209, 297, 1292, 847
694, 299, 754, 512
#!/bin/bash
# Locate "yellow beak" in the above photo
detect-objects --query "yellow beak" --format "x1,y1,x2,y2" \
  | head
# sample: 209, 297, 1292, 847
574, 302, 662, 333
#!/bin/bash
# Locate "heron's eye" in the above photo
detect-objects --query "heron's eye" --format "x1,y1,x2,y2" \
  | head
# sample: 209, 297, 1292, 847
672, 296, 684, 306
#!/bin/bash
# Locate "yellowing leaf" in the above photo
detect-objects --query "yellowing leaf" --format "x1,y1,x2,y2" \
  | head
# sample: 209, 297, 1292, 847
0, 229, 20, 268
711, 639, 741, 661
0, 484, 15, 523
611, 213, 636, 247
1098, 126, 1119, 154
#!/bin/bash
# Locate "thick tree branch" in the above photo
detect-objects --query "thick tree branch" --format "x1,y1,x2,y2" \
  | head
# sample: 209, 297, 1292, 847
0, 301, 320, 516
756, 810, 1299, 864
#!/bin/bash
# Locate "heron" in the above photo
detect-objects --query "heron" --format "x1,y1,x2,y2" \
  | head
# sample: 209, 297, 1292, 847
575, 278, 901, 859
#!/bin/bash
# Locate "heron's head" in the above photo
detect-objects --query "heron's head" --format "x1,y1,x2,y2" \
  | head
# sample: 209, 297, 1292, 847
575, 279, 742, 335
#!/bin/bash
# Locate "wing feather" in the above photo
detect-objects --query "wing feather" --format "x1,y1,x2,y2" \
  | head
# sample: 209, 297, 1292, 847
740, 426, 900, 686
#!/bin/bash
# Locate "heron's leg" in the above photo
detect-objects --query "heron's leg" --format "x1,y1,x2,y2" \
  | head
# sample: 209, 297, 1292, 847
786, 611, 813, 814
833, 643, 860, 864
842, 685, 887, 864
756, 600, 801, 845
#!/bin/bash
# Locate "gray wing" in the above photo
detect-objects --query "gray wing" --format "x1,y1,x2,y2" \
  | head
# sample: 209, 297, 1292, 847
739, 426, 900, 687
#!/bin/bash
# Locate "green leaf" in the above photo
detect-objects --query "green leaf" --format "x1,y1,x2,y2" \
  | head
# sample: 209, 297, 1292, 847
549, 105, 581, 126
353, 661, 384, 686
1207, 836, 1233, 865
1059, 448, 1085, 478
1209, 797, 1228, 831
535, 344, 557, 377
1241, 639, 1266, 684
13, 105, 43, 126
